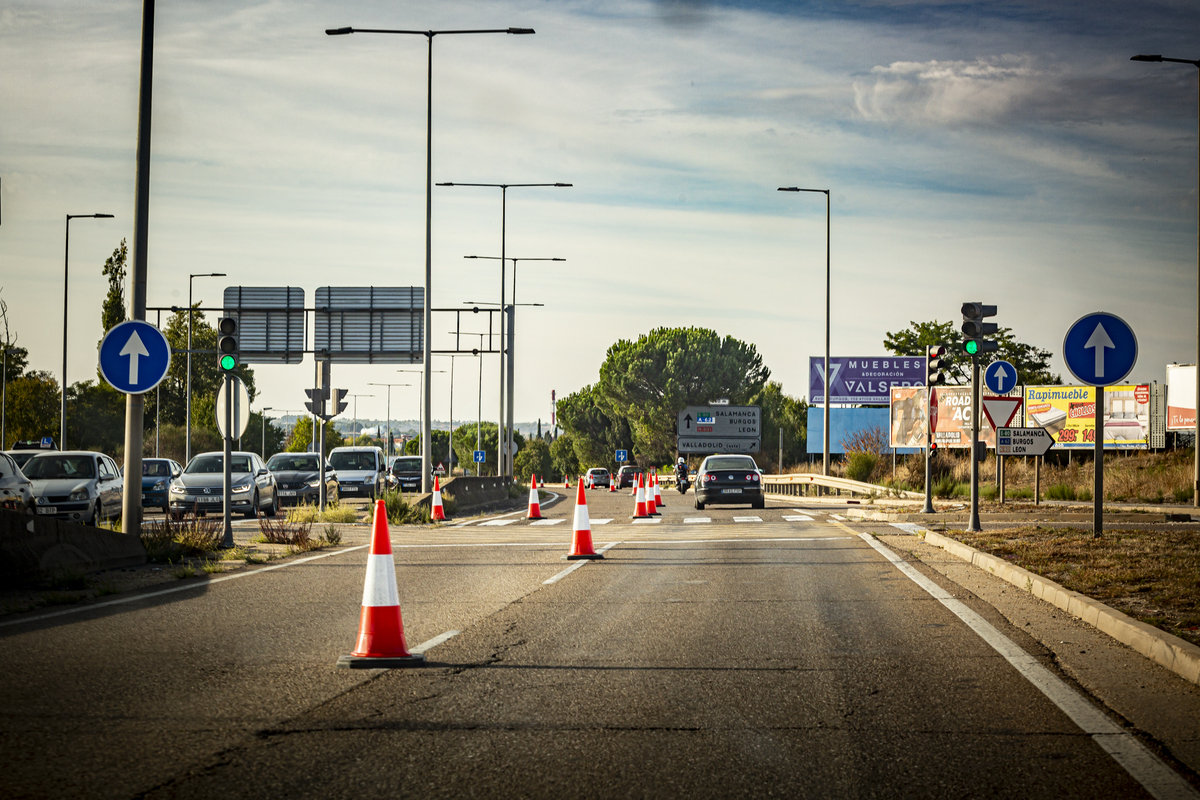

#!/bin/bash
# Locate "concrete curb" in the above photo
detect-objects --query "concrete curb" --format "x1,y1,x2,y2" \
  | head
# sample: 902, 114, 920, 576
845, 508, 1179, 524
918, 528, 1200, 687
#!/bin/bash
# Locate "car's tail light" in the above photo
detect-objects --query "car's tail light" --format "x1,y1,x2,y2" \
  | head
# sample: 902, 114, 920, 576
747, 473, 759, 481
704, 473, 715, 482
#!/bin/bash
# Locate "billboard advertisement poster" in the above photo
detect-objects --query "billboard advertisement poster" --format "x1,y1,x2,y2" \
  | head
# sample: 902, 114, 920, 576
810, 356, 927, 405
1166, 364, 1196, 432
889, 386, 928, 449
924, 386, 1005, 449
1024, 385, 1150, 449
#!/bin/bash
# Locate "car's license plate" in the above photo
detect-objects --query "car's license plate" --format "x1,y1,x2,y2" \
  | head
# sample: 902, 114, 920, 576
37, 506, 57, 514
198, 496, 222, 503
280, 490, 297, 497
342, 486, 357, 492
721, 488, 742, 494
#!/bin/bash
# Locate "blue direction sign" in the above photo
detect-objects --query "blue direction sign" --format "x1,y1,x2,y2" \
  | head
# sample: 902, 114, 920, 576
983, 360, 1018, 394
615, 449, 628, 463
1063, 312, 1138, 386
98, 320, 171, 394
473, 449, 486, 464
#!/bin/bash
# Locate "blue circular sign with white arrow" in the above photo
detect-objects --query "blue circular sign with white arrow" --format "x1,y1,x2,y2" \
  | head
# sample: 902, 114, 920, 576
983, 360, 1018, 394
97, 320, 172, 394
1062, 312, 1137, 387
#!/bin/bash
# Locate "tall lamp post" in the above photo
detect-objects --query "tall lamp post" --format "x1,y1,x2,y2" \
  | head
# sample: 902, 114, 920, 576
326, 25, 535, 493
259, 407, 273, 457
186, 272, 225, 463
368, 382, 412, 459
346, 394, 374, 445
778, 187, 831, 478
450, 331, 488, 475
1131, 53, 1200, 507
465, 254, 563, 470
62, 213, 115, 448
439, 182, 572, 478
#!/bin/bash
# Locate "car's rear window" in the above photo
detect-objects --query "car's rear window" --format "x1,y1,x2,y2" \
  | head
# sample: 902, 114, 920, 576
704, 457, 757, 471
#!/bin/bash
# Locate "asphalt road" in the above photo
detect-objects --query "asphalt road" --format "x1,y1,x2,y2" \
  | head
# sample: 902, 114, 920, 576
2, 485, 1197, 799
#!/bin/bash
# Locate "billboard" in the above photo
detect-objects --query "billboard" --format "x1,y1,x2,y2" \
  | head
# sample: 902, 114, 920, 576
807, 408, 920, 455
1024, 385, 1150, 449
889, 386, 928, 449
1166, 364, 1196, 432
810, 356, 926, 405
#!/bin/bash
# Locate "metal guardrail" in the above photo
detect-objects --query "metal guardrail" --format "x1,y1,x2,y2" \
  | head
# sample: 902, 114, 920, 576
659, 471, 923, 500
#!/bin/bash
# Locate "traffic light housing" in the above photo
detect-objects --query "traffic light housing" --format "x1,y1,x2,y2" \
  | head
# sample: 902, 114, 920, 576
217, 316, 239, 372
927, 344, 947, 386
304, 388, 326, 417
331, 388, 349, 416
961, 303, 998, 357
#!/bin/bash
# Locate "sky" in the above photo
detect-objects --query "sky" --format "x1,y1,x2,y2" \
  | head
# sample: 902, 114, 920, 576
1, 0, 1198, 434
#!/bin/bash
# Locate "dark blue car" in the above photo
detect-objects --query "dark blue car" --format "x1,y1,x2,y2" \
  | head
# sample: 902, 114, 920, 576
139, 458, 183, 514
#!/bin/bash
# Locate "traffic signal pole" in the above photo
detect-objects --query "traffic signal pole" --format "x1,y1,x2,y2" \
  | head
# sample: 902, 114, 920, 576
961, 302, 997, 534
968, 354, 982, 532
222, 371, 234, 548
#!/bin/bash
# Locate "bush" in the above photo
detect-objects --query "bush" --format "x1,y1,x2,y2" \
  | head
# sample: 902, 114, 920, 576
258, 517, 312, 547
1047, 483, 1076, 501
140, 515, 222, 562
845, 452, 878, 483
933, 476, 958, 498
376, 488, 429, 525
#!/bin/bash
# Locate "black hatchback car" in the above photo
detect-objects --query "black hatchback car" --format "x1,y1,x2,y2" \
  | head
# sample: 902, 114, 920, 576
615, 465, 644, 489
694, 455, 764, 510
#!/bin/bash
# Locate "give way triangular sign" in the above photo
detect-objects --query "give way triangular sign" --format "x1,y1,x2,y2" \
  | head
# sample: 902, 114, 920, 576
981, 396, 1023, 430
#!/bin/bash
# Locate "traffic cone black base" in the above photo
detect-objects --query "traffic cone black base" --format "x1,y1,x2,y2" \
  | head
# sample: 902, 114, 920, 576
564, 553, 604, 560
337, 653, 425, 669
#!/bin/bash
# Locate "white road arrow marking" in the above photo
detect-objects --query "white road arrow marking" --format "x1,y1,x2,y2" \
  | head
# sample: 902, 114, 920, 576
119, 330, 149, 386
1084, 323, 1115, 377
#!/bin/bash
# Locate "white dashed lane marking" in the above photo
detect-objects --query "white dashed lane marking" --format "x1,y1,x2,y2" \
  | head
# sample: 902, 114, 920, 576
529, 519, 565, 526
684, 517, 711, 524
733, 516, 763, 523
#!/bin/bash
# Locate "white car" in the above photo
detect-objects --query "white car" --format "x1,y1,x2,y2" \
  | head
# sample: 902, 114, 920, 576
327, 446, 387, 499
24, 451, 124, 525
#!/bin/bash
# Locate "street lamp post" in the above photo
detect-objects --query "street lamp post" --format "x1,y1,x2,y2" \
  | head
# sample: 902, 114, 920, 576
186, 272, 225, 464
368, 383, 412, 460
439, 182, 572, 478
450, 331, 488, 475
347, 394, 374, 446
778, 187, 831, 479
62, 213, 115, 448
326, 24, 535, 493
1131, 54, 1200, 507
397, 368, 444, 464
465, 255, 563, 472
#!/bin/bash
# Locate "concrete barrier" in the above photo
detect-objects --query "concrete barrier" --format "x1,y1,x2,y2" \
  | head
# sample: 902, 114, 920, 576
440, 476, 514, 514
0, 509, 147, 587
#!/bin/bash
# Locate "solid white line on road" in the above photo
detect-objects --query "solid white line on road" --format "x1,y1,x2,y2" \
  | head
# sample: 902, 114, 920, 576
852, 526, 1199, 800
410, 630, 460, 655
783, 515, 814, 522
530, 519, 565, 526
0, 544, 371, 628
684, 517, 711, 524
542, 541, 621, 585
733, 516, 763, 523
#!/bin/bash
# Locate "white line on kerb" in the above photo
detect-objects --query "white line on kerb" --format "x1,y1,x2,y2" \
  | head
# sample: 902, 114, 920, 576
854, 528, 1198, 800
542, 542, 621, 585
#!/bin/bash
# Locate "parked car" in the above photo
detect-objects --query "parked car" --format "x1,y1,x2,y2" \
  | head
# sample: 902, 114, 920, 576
266, 452, 338, 507
327, 446, 386, 499
616, 465, 644, 489
169, 451, 277, 519
137, 458, 183, 515
23, 450, 124, 525
585, 468, 611, 489
389, 455, 423, 492
693, 454, 764, 511
0, 451, 34, 513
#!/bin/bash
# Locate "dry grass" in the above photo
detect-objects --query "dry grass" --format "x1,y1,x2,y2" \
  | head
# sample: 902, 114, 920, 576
946, 526, 1200, 647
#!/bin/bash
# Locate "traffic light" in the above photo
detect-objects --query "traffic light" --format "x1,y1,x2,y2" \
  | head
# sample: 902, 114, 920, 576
331, 388, 349, 416
961, 303, 998, 357
927, 344, 947, 386
217, 316, 239, 372
304, 388, 325, 417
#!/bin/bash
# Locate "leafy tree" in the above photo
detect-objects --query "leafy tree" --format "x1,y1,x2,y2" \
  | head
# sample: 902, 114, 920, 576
556, 384, 634, 469
549, 433, 580, 481
245, 412, 286, 459
284, 416, 343, 456
66, 379, 126, 454
100, 239, 128, 334
883, 320, 1061, 386
748, 381, 808, 472
514, 438, 553, 482
595, 327, 769, 461
3, 371, 59, 449
0, 289, 27, 384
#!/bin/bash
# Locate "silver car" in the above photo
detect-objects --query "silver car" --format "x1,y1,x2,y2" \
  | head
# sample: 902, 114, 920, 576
0, 452, 34, 513
23, 450, 125, 525
169, 451, 278, 519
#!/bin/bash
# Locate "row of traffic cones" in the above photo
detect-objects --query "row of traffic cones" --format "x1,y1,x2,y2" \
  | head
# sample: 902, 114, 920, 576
340, 470, 627, 668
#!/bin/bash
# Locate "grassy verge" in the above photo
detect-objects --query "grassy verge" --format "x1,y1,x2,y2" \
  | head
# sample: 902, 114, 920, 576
941, 526, 1200, 647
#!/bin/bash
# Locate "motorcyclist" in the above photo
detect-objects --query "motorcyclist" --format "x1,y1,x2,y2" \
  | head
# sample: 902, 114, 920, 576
675, 457, 689, 490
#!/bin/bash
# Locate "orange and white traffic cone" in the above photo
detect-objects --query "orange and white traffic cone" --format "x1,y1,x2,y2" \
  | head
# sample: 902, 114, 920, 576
654, 472, 665, 507
632, 472, 649, 518
527, 474, 543, 520
566, 480, 603, 560
431, 475, 447, 521
608, 475, 616, 493
564, 474, 571, 489
646, 472, 658, 516
337, 499, 424, 668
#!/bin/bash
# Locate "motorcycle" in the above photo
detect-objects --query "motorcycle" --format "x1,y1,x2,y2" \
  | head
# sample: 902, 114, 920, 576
675, 471, 690, 494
